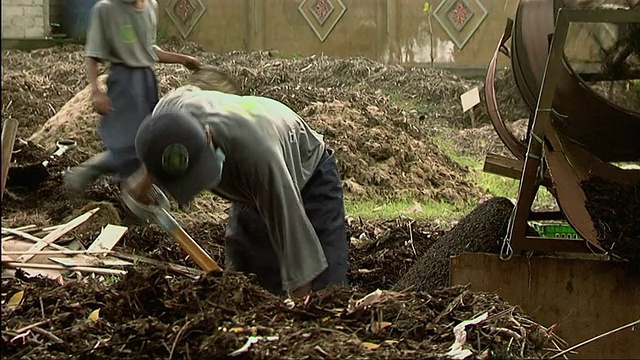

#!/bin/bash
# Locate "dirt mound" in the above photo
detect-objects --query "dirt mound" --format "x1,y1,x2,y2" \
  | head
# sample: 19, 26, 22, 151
582, 176, 640, 270
28, 76, 107, 156
393, 197, 514, 292
1, 46, 88, 139
449, 118, 529, 159
1, 267, 562, 359
4, 41, 484, 202
303, 100, 482, 201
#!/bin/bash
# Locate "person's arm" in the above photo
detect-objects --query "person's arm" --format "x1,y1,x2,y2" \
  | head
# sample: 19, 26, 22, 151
251, 153, 328, 297
86, 57, 102, 94
152, 45, 200, 69
84, 2, 112, 114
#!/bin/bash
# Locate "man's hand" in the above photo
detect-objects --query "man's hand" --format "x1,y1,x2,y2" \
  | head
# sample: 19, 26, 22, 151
181, 56, 201, 71
91, 90, 113, 116
122, 167, 155, 205
289, 282, 312, 299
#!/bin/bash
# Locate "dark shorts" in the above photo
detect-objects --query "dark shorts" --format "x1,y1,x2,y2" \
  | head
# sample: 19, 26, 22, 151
95, 64, 158, 178
224, 149, 349, 296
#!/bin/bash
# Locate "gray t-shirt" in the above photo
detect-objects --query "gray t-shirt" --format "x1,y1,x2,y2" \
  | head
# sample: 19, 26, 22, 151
85, 0, 159, 67
153, 86, 329, 291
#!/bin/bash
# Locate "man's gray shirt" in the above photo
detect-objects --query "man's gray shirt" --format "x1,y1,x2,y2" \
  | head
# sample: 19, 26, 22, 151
85, 0, 159, 67
154, 86, 329, 292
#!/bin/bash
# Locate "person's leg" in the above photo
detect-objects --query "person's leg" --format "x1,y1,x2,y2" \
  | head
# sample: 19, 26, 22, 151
224, 202, 285, 296
301, 148, 349, 291
64, 66, 158, 190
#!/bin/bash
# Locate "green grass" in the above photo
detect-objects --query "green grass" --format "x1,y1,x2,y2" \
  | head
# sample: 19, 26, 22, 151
345, 197, 473, 222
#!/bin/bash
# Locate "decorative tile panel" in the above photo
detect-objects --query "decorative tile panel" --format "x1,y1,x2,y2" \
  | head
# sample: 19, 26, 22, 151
433, 0, 488, 50
298, 0, 347, 43
166, 0, 207, 39
311, 0, 335, 26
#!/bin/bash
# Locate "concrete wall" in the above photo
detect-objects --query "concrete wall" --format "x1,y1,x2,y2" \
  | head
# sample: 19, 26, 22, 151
156, 0, 607, 68
156, 0, 520, 68
1, 0, 49, 39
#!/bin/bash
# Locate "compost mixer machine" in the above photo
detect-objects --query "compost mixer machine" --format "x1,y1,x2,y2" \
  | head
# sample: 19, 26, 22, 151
483, 0, 640, 265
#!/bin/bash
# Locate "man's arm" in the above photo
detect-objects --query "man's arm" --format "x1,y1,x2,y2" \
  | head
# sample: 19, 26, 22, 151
84, 2, 112, 114
252, 155, 328, 296
153, 45, 194, 66
86, 57, 102, 94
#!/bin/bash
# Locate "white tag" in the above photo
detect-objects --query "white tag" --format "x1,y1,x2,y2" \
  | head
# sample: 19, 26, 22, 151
460, 87, 480, 113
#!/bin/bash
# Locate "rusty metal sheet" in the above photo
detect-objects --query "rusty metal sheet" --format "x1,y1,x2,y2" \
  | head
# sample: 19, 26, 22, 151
450, 253, 640, 359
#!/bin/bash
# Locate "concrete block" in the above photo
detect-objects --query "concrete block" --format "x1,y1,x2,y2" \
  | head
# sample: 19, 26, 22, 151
12, 16, 34, 28
2, 26, 25, 38
24, 26, 44, 38
33, 0, 44, 5
24, 5, 44, 17
3, 5, 24, 17
32, 16, 45, 27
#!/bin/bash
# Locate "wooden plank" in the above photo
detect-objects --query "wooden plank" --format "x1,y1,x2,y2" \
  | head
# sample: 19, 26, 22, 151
1, 232, 72, 252
49, 255, 133, 267
2, 250, 113, 256
3, 262, 127, 275
483, 153, 554, 187
1, 224, 37, 234
483, 153, 525, 180
113, 252, 204, 278
1, 118, 19, 199
86, 224, 128, 254
2, 227, 45, 243
2, 225, 65, 242
16, 208, 100, 263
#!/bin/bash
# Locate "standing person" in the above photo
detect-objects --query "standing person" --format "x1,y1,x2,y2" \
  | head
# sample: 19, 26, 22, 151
64, 0, 201, 190
124, 85, 349, 298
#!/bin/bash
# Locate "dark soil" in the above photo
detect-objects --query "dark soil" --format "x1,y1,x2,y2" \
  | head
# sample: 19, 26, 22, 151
1, 268, 560, 359
1, 150, 564, 358
582, 176, 640, 270
393, 197, 514, 292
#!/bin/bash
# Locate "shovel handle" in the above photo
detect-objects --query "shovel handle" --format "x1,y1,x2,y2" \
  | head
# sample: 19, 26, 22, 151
169, 224, 223, 273
157, 209, 223, 273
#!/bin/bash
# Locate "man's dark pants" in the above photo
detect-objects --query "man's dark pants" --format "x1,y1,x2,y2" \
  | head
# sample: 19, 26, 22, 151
224, 149, 349, 296
84, 64, 158, 179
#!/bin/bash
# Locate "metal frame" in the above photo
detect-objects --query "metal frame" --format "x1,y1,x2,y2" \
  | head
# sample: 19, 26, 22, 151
501, 8, 640, 259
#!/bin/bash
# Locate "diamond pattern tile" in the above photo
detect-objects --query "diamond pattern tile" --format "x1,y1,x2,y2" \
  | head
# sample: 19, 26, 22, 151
311, 0, 335, 26
433, 0, 488, 50
299, 0, 347, 43
166, 0, 207, 39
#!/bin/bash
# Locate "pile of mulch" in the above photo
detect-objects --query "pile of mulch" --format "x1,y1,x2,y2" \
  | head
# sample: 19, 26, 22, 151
447, 118, 529, 159
393, 197, 513, 293
2, 40, 485, 203
582, 176, 640, 270
1, 268, 564, 359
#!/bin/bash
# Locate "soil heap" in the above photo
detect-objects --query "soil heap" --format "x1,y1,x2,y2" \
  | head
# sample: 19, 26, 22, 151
393, 197, 512, 293
3, 40, 488, 203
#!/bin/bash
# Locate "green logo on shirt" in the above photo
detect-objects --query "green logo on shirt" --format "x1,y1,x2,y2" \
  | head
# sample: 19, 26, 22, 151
162, 144, 189, 176
120, 25, 135, 44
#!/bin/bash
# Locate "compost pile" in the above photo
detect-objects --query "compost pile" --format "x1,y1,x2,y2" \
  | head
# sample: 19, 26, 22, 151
582, 176, 640, 270
1, 40, 489, 203
1, 268, 562, 360
447, 119, 529, 159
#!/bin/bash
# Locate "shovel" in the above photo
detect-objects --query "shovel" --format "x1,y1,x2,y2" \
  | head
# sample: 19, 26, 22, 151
122, 185, 223, 273
7, 139, 77, 188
